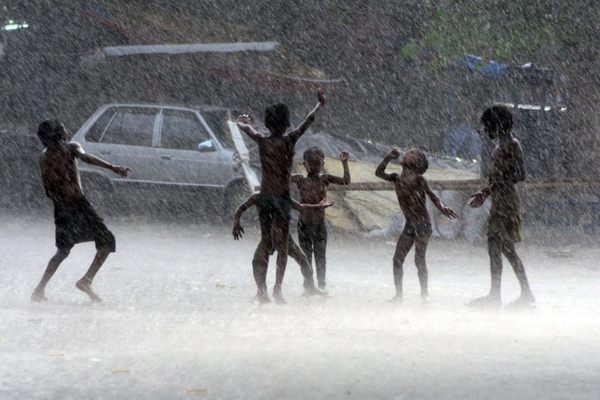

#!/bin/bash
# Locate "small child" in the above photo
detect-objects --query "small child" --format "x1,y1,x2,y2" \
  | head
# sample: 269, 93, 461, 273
31, 120, 130, 302
291, 148, 351, 289
236, 89, 325, 303
232, 194, 331, 299
375, 148, 457, 302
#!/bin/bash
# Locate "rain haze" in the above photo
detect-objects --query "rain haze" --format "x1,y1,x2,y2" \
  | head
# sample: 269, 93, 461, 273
2, 1, 600, 399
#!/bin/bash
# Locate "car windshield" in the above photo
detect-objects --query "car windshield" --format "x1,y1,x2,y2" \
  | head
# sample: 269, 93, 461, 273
201, 109, 234, 149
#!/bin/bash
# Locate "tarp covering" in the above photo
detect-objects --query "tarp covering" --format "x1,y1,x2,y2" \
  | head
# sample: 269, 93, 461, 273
291, 133, 482, 239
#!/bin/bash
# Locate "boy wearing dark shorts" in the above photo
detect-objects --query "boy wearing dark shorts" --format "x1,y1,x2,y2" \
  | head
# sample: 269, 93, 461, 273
376, 148, 457, 302
468, 106, 535, 307
232, 193, 331, 297
31, 120, 130, 302
292, 147, 351, 289
236, 89, 325, 303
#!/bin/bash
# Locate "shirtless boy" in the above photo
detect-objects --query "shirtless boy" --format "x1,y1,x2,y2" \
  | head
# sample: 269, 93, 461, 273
292, 147, 351, 289
232, 193, 331, 299
468, 105, 535, 307
236, 89, 325, 303
376, 148, 457, 302
31, 120, 130, 302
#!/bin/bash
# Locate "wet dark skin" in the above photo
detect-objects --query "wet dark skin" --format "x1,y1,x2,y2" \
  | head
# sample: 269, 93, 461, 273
31, 124, 130, 303
232, 194, 332, 300
468, 122, 534, 308
376, 148, 457, 302
236, 90, 325, 303
292, 151, 350, 225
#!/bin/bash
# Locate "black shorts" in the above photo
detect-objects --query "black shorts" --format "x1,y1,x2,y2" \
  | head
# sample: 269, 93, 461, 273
402, 222, 433, 239
54, 197, 116, 252
256, 194, 292, 225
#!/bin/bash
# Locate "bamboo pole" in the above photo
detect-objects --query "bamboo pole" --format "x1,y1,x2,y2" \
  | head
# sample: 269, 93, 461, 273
329, 179, 600, 192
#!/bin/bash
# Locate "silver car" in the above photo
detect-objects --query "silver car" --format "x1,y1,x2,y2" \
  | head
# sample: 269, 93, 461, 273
72, 103, 249, 216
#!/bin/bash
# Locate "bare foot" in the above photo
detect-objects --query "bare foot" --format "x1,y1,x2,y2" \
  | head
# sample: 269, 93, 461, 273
76, 279, 102, 303
31, 288, 48, 302
272, 287, 287, 304
508, 292, 535, 308
388, 295, 403, 304
255, 291, 271, 304
302, 286, 328, 297
421, 294, 430, 304
467, 294, 501, 308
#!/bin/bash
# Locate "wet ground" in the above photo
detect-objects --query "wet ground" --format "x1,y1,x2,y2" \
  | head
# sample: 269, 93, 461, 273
1, 215, 600, 399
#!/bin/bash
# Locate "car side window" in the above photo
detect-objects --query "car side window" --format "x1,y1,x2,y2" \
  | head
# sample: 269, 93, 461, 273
102, 108, 156, 147
160, 110, 211, 150
86, 107, 117, 143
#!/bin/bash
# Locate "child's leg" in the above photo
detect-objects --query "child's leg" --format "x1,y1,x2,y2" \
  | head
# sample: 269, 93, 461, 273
487, 233, 503, 299
272, 216, 290, 303
75, 248, 110, 302
32, 248, 71, 302
313, 223, 328, 289
297, 222, 314, 270
501, 238, 534, 301
393, 234, 414, 299
252, 220, 273, 302
288, 238, 315, 288
414, 236, 430, 298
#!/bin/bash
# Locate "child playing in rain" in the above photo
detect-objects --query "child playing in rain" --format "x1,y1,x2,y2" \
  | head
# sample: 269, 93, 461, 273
236, 89, 325, 303
31, 120, 130, 302
376, 148, 457, 302
232, 193, 331, 299
291, 148, 351, 289
468, 105, 535, 307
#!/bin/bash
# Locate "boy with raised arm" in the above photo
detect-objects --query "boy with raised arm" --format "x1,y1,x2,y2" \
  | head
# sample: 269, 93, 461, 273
468, 106, 534, 307
236, 89, 325, 303
376, 148, 457, 302
292, 147, 351, 290
232, 194, 331, 298
31, 120, 130, 303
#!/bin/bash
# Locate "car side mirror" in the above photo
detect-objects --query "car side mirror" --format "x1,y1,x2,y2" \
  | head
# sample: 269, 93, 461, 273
197, 139, 215, 152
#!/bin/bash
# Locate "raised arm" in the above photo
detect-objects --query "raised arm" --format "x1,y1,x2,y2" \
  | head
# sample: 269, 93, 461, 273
70, 142, 130, 177
288, 89, 325, 142
236, 114, 263, 142
233, 193, 259, 240
418, 176, 457, 219
375, 148, 400, 182
324, 151, 351, 185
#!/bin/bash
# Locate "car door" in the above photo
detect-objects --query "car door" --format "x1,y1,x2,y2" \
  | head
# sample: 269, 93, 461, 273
157, 108, 229, 186
84, 106, 160, 183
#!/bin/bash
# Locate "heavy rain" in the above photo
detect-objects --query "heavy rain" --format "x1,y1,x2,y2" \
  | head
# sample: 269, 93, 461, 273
1, 1, 600, 399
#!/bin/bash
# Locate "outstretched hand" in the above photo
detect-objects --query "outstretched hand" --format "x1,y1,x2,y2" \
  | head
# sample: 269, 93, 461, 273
113, 165, 131, 177
317, 88, 325, 106
441, 206, 458, 219
319, 199, 335, 208
232, 222, 244, 240
340, 151, 349, 162
468, 192, 487, 208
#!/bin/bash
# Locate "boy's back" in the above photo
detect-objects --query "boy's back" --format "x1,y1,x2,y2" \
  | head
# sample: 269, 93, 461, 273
40, 143, 85, 204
